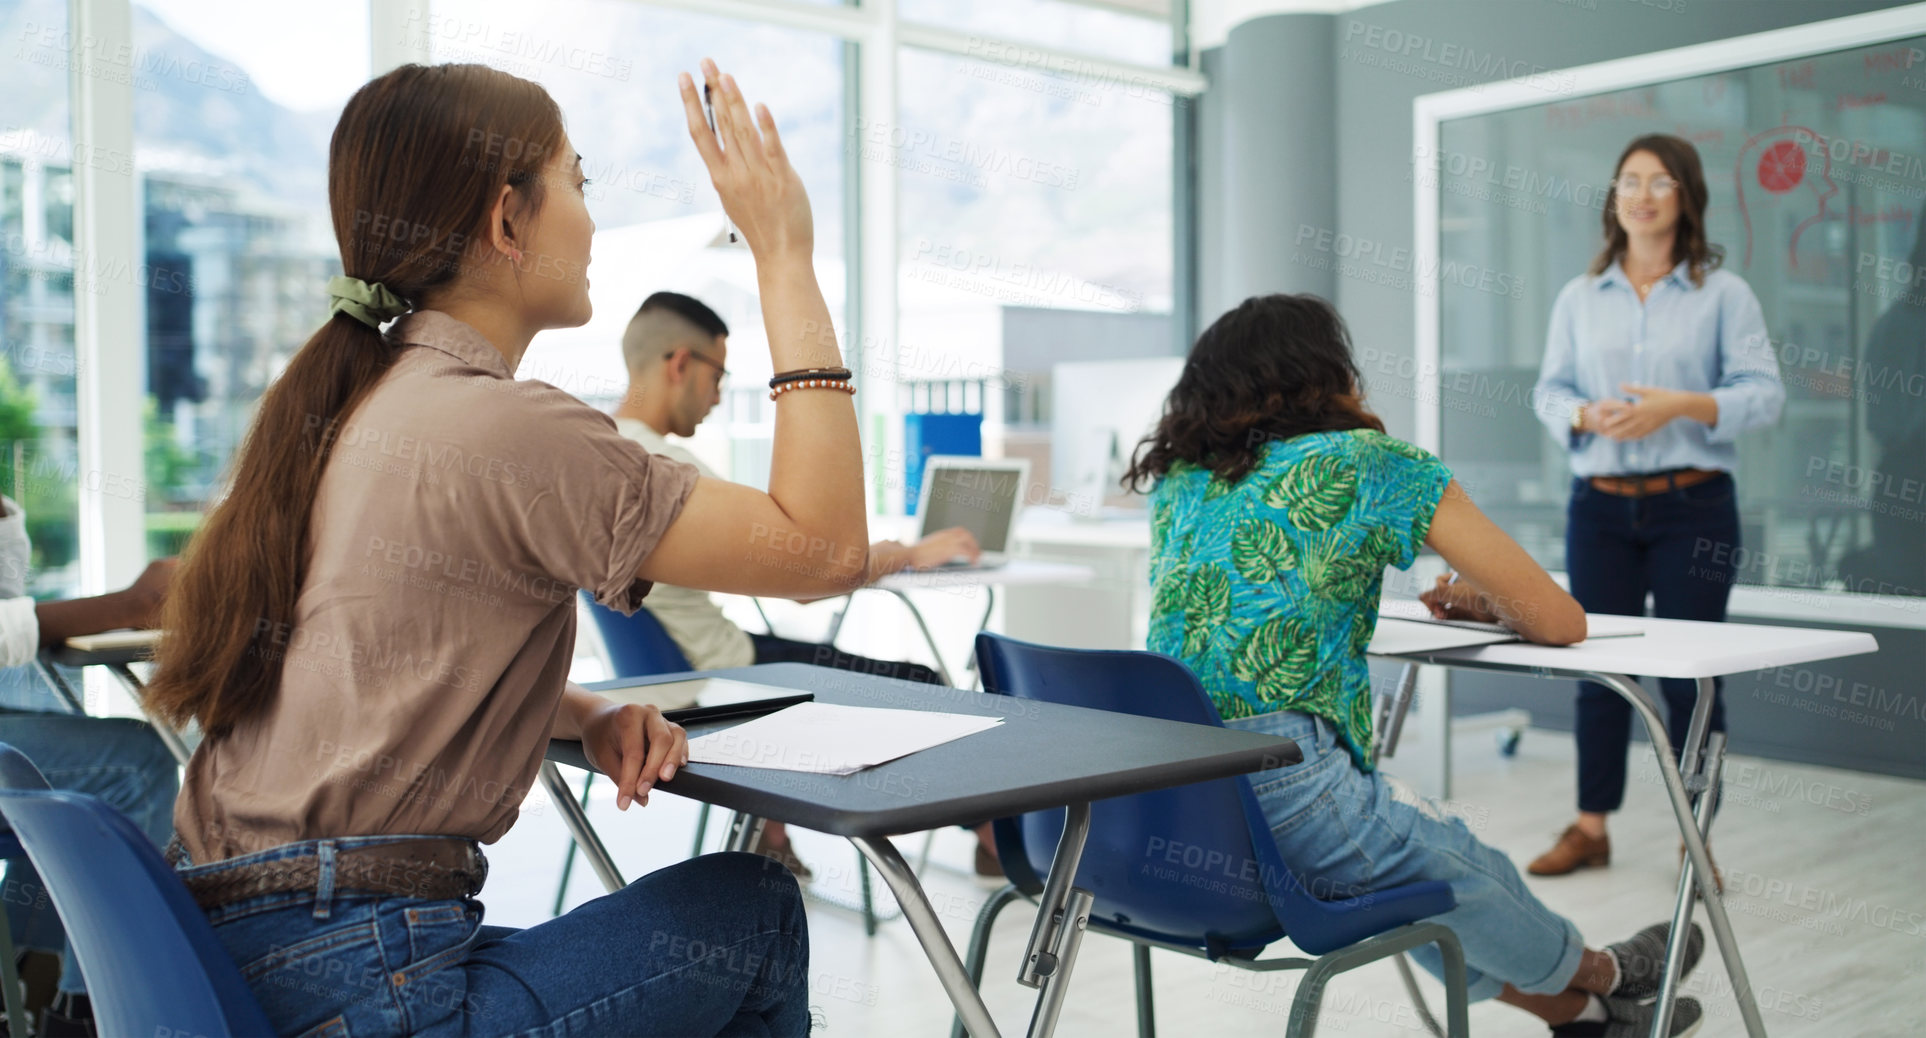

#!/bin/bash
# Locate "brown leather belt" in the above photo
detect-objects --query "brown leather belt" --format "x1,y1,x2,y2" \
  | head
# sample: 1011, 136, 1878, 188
1587, 468, 1723, 498
167, 836, 487, 910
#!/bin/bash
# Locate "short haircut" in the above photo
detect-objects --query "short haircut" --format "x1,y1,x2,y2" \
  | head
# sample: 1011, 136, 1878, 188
621, 291, 729, 374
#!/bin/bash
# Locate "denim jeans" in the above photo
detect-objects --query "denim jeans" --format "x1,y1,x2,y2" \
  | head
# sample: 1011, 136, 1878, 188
1566, 473, 1738, 813
1225, 709, 1585, 1002
176, 838, 811, 1037
0, 710, 180, 995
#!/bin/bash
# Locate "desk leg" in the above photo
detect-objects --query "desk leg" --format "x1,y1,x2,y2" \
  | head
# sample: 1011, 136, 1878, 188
852, 802, 1096, 1038
1587, 673, 1763, 1038
881, 589, 958, 687
963, 587, 995, 691
538, 762, 625, 895
106, 663, 193, 768
32, 657, 86, 715
853, 834, 1003, 1038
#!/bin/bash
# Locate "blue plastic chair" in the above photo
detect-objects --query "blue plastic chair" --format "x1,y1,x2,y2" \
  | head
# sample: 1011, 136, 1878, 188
0, 742, 274, 1038
954, 634, 1469, 1038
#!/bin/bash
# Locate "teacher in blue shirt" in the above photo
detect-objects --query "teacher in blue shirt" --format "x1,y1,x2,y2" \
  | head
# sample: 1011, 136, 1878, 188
1529, 134, 1783, 879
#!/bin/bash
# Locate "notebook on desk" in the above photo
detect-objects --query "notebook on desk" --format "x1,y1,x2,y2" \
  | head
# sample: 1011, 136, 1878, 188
62, 629, 162, 653
1375, 600, 1645, 645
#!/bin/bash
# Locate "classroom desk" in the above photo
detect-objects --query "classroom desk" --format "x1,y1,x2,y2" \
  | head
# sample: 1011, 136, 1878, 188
35, 638, 193, 768
1367, 615, 1878, 1038
828, 560, 1097, 687
545, 662, 1299, 1038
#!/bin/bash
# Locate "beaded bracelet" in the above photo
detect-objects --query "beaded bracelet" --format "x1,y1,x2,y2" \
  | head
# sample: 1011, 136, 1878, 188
769, 378, 858, 402
768, 366, 852, 389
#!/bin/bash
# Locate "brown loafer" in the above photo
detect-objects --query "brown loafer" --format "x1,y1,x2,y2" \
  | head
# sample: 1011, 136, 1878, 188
1528, 824, 1611, 876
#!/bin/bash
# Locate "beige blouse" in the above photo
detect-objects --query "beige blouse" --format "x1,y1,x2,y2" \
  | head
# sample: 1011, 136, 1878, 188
175, 311, 699, 863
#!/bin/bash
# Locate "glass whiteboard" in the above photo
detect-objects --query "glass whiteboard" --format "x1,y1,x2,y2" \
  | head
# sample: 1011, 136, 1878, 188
1434, 35, 1926, 600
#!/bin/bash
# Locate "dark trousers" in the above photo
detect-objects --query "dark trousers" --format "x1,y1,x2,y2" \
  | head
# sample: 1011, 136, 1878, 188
1565, 473, 1739, 814
748, 632, 947, 686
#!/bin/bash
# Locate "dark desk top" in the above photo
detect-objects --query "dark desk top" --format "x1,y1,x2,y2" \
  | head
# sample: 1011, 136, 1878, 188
546, 663, 1300, 838
40, 643, 152, 668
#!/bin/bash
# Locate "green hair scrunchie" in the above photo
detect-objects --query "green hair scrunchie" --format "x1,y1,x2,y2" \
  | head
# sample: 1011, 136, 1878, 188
326, 275, 410, 330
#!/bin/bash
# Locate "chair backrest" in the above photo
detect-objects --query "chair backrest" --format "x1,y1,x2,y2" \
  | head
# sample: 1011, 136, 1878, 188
0, 744, 275, 1037
581, 591, 693, 676
975, 633, 1445, 957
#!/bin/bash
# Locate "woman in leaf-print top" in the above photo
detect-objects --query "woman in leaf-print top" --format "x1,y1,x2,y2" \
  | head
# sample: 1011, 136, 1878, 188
1124, 295, 1708, 1036
1147, 426, 1449, 769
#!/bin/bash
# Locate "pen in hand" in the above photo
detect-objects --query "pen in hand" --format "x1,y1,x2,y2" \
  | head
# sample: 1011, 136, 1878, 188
701, 83, 741, 245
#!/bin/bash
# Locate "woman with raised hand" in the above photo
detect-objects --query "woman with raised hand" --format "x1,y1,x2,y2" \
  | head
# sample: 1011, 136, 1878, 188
145, 59, 858, 1037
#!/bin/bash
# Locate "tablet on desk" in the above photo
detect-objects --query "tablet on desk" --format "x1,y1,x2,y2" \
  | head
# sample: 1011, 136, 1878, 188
592, 676, 812, 716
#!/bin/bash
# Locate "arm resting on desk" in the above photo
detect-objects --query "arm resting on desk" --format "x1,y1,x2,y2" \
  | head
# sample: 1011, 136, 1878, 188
554, 681, 690, 811
1422, 480, 1586, 646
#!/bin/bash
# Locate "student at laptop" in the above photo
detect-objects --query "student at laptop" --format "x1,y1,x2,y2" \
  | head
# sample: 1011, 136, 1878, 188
1127, 294, 1706, 1036
611, 290, 1004, 881
144, 60, 842, 1037
612, 290, 976, 682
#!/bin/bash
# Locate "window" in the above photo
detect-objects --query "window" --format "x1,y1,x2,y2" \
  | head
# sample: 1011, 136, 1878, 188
429, 0, 850, 486
1, 0, 80, 596
901, 0, 1173, 65
894, 44, 1175, 502
129, 0, 371, 555
1434, 34, 1926, 599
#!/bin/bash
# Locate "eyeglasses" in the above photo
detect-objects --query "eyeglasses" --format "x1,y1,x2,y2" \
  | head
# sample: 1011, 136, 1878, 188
668, 349, 729, 388
1612, 174, 1679, 199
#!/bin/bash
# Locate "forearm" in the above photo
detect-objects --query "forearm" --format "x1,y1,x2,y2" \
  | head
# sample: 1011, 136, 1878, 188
34, 591, 137, 647
759, 256, 867, 570
1675, 391, 1718, 427
866, 540, 910, 582
553, 681, 610, 742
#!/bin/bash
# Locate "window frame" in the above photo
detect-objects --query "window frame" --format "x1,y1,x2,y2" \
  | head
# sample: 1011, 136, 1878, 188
64, 0, 1200, 584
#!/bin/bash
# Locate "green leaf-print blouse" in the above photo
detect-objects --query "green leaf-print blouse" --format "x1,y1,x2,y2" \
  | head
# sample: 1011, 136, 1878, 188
1147, 429, 1452, 770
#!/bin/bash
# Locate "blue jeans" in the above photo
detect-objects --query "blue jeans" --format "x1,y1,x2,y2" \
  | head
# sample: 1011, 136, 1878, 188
1226, 709, 1585, 1002
176, 838, 811, 1037
0, 710, 180, 995
1566, 474, 1738, 813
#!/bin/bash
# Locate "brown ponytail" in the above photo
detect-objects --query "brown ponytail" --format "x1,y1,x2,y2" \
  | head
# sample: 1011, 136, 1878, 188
147, 64, 566, 738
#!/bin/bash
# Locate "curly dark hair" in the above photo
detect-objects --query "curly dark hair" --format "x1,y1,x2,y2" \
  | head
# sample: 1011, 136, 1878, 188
1122, 293, 1385, 491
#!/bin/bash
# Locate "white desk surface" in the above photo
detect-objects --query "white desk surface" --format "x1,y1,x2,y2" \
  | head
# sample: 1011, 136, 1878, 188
1012, 515, 1151, 549
871, 558, 1097, 593
1368, 613, 1878, 679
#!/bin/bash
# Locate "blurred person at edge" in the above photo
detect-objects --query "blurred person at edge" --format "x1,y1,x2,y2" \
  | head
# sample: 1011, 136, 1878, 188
1530, 134, 1782, 881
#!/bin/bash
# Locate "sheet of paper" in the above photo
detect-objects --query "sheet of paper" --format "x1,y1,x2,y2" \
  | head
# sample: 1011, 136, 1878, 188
1367, 617, 1519, 655
686, 702, 1003, 775
1377, 600, 1645, 641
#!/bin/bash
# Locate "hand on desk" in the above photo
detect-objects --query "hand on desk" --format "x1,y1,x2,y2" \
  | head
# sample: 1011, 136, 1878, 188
900, 527, 981, 571
33, 556, 177, 648
1418, 572, 1503, 625
581, 701, 689, 811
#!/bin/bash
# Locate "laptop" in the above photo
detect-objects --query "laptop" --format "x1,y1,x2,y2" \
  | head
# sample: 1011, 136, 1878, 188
912, 456, 1032, 570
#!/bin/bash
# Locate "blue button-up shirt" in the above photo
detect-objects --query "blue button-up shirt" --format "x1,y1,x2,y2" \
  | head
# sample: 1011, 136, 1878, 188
1532, 259, 1784, 478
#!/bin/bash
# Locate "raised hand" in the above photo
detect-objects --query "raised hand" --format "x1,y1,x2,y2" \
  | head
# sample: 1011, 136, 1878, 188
678, 58, 812, 263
